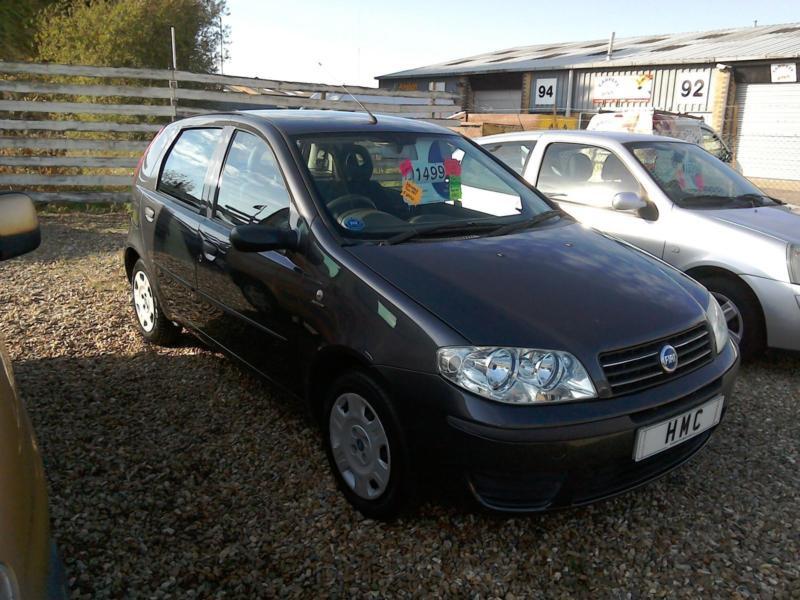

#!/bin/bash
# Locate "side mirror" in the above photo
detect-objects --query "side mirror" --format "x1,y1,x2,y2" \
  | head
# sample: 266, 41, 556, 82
0, 193, 41, 261
230, 225, 299, 253
612, 192, 648, 212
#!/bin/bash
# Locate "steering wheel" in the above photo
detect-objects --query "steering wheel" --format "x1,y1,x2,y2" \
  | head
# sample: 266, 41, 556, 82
327, 194, 376, 217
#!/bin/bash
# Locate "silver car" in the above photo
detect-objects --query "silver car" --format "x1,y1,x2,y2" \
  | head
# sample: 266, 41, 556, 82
477, 130, 800, 358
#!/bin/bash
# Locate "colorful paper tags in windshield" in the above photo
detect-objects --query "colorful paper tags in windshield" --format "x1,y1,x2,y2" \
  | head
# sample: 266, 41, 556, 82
398, 156, 462, 205
401, 179, 423, 205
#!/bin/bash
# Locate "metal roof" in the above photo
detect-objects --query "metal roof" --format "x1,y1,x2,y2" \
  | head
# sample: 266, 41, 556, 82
378, 22, 800, 80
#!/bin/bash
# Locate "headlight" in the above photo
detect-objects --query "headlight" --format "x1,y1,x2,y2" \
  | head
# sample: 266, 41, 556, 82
706, 294, 730, 354
788, 244, 800, 285
437, 347, 596, 404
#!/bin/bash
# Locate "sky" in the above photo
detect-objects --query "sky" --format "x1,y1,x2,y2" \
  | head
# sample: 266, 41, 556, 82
225, 0, 800, 87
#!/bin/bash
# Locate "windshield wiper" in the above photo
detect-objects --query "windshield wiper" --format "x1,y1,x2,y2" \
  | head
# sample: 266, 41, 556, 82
486, 210, 564, 237
732, 193, 776, 207
383, 221, 494, 245
678, 193, 770, 208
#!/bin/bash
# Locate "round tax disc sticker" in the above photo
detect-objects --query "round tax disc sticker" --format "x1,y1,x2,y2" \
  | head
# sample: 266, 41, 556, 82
344, 217, 364, 231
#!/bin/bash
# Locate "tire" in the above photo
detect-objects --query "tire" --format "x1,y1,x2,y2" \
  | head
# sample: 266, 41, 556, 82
130, 259, 181, 346
700, 274, 765, 360
323, 370, 415, 520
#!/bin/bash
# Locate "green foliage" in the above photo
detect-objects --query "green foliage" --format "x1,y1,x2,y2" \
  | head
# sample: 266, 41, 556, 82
0, 0, 58, 60
35, 0, 228, 72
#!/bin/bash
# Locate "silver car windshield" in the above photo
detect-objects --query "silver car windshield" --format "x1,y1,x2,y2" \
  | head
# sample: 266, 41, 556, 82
626, 141, 777, 209
293, 132, 553, 241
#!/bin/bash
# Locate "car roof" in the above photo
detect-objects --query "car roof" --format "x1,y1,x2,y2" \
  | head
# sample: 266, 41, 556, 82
184, 109, 454, 136
476, 129, 689, 144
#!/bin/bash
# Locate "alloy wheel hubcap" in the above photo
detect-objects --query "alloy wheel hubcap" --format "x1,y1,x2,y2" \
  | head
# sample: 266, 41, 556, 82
712, 291, 743, 345
133, 270, 156, 332
329, 392, 391, 500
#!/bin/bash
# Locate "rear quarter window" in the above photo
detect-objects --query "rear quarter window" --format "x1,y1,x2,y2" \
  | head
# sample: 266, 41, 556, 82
157, 128, 222, 207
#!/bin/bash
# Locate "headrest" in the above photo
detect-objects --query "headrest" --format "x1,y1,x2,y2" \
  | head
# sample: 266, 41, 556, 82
566, 153, 593, 182
342, 145, 373, 183
602, 154, 629, 182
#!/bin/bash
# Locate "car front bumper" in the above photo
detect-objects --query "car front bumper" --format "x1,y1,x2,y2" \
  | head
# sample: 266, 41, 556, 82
743, 275, 800, 351
378, 339, 739, 512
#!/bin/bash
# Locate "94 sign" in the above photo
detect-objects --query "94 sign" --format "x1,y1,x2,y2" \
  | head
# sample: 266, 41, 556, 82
534, 77, 557, 106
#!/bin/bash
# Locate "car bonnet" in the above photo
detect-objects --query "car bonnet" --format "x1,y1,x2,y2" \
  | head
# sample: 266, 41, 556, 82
346, 221, 708, 366
704, 204, 800, 245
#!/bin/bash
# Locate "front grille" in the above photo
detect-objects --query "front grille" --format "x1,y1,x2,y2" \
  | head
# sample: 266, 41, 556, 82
600, 323, 713, 396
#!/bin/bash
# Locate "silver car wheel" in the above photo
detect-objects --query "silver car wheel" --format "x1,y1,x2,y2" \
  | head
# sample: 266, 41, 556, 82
132, 270, 156, 333
712, 291, 743, 345
329, 392, 391, 500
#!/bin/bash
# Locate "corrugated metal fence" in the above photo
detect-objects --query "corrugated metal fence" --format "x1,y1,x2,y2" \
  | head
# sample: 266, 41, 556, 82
0, 61, 460, 203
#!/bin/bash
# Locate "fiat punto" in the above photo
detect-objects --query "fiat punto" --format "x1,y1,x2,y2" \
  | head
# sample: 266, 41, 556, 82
124, 111, 739, 517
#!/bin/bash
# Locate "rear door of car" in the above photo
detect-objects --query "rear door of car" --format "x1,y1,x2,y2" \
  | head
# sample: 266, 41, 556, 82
139, 126, 225, 325
194, 125, 315, 390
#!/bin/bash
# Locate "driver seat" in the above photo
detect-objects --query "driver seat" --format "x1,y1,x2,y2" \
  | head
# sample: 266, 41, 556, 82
339, 145, 404, 214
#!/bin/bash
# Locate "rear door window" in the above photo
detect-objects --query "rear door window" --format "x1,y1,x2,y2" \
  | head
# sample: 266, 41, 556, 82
483, 141, 536, 175
213, 130, 292, 228
158, 128, 222, 207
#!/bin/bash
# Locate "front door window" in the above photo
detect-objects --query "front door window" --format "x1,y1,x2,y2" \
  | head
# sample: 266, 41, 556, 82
537, 142, 644, 208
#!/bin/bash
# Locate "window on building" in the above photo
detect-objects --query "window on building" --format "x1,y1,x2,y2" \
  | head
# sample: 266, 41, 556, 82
158, 128, 222, 207
214, 130, 291, 228
429, 81, 446, 92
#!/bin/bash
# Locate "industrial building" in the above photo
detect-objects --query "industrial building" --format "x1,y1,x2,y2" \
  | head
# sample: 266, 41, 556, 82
377, 23, 800, 188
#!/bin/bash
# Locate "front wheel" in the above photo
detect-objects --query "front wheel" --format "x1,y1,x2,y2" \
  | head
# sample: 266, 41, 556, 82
323, 371, 415, 520
130, 259, 181, 346
701, 275, 765, 360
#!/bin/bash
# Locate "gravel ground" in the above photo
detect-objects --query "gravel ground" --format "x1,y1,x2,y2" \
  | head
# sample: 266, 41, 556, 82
1, 212, 798, 598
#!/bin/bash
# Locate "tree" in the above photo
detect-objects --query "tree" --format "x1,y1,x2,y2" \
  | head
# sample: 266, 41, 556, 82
0, 0, 59, 60
35, 0, 228, 72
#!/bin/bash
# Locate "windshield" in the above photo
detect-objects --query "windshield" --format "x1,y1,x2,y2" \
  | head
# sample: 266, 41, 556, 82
626, 141, 775, 209
293, 132, 553, 241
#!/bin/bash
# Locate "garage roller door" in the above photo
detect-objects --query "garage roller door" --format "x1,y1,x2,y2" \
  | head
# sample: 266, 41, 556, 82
735, 83, 800, 181
472, 89, 522, 113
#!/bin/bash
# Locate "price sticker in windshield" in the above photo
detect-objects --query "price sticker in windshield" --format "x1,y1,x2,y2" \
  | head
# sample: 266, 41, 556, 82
407, 162, 447, 183
401, 180, 423, 205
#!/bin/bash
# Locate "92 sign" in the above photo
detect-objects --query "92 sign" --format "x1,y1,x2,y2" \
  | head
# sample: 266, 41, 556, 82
675, 72, 710, 105
534, 77, 557, 106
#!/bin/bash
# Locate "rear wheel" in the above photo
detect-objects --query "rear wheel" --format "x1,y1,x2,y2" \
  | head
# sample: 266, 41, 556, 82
700, 275, 764, 360
323, 370, 415, 520
130, 259, 181, 345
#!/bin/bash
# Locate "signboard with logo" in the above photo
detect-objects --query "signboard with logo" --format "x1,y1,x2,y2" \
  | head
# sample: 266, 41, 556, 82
771, 63, 797, 83
592, 74, 653, 103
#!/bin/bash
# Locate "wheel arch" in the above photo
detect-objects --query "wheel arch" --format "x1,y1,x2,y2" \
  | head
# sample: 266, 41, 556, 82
305, 345, 390, 424
124, 246, 141, 281
685, 264, 767, 332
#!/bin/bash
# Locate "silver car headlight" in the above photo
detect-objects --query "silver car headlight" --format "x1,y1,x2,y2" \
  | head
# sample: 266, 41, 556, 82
788, 244, 800, 285
706, 294, 730, 354
437, 347, 596, 404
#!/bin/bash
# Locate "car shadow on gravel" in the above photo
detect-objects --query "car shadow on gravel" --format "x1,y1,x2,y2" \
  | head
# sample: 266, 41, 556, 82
13, 341, 800, 596
27, 215, 129, 263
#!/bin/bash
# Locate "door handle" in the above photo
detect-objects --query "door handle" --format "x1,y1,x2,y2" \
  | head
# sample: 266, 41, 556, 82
144, 206, 155, 222
201, 239, 219, 262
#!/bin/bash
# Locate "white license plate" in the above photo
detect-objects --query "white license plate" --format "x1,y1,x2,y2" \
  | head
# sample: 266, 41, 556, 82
633, 395, 725, 462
